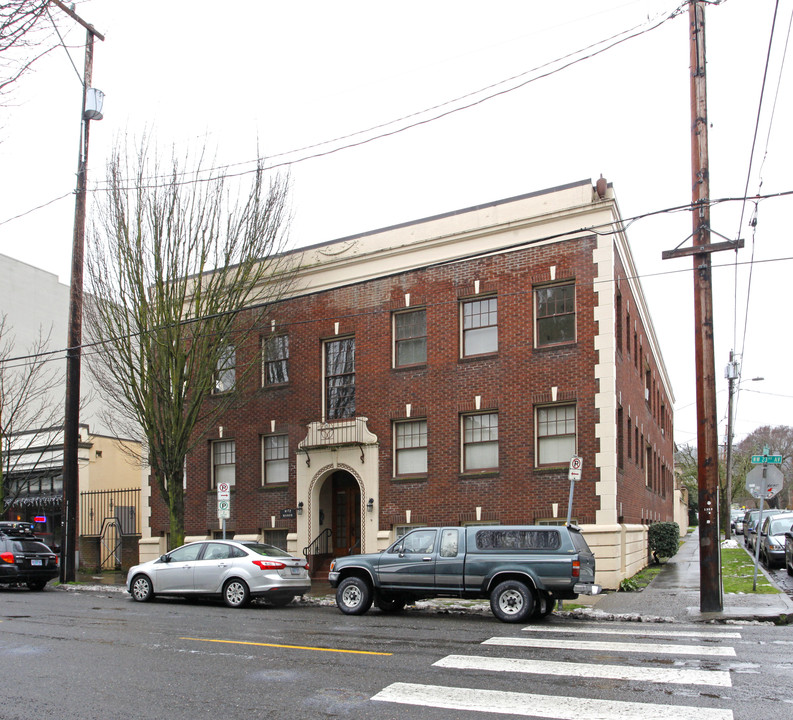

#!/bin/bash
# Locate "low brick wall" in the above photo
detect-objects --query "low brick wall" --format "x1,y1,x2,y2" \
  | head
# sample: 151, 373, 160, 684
78, 535, 141, 573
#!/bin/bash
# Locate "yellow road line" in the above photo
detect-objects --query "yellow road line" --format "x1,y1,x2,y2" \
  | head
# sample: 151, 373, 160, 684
181, 636, 392, 656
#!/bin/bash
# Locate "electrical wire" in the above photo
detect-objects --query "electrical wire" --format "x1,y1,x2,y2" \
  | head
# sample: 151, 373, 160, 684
734, 0, 781, 354
44, 3, 83, 87
2, 208, 792, 372
0, 191, 73, 227
729, 0, 790, 439
92, 2, 688, 191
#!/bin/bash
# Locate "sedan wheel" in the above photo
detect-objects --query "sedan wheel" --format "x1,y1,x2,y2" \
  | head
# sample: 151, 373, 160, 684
223, 578, 251, 608
130, 574, 154, 602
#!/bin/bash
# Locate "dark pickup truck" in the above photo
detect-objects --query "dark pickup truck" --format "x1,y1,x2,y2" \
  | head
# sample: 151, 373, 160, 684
328, 524, 600, 623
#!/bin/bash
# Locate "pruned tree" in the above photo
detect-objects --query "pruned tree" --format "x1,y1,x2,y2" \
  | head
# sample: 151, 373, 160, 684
84, 141, 298, 548
0, 314, 64, 509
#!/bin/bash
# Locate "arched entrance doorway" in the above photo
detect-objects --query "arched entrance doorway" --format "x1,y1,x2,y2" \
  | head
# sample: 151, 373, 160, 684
329, 470, 361, 556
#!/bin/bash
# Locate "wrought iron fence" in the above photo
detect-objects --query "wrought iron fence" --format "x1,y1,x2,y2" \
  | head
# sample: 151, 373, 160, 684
80, 488, 140, 536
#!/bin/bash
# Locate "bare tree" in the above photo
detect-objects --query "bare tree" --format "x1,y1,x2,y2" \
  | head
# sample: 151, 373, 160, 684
0, 314, 64, 509
1, 1, 63, 102
84, 141, 298, 548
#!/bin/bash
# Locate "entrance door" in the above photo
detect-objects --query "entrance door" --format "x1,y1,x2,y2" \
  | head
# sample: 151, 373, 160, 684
331, 472, 361, 556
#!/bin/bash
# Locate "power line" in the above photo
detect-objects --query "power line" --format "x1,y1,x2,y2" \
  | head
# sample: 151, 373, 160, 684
92, 3, 688, 191
730, 0, 789, 441
2, 215, 792, 371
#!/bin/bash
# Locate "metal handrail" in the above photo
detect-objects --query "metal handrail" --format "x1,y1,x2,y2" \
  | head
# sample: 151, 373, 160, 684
303, 527, 332, 559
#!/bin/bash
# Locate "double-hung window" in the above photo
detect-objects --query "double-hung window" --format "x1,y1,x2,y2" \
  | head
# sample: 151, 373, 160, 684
394, 419, 427, 476
462, 412, 499, 472
536, 404, 576, 465
535, 283, 575, 346
213, 345, 236, 394
262, 335, 289, 386
325, 337, 355, 419
461, 297, 497, 357
212, 440, 236, 487
394, 309, 427, 367
262, 434, 288, 484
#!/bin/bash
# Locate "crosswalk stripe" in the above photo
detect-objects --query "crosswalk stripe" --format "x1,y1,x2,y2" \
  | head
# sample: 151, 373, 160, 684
521, 625, 742, 639
484, 636, 736, 656
434, 653, 732, 686
372, 682, 734, 720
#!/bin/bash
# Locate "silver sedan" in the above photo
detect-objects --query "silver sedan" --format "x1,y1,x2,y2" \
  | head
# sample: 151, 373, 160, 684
126, 540, 310, 608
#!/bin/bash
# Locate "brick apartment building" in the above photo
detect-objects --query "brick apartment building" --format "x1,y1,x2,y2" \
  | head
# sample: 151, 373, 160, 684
144, 178, 677, 588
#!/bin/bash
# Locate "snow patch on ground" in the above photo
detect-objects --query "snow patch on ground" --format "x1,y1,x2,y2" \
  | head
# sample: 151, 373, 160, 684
556, 607, 676, 623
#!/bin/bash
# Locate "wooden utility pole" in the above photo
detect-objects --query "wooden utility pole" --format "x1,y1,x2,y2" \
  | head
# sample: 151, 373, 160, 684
53, 1, 105, 583
688, 0, 721, 612
662, 1, 742, 613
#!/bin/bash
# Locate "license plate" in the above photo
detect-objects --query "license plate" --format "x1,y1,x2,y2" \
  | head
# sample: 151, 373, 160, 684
31, 559, 42, 566
290, 567, 301, 575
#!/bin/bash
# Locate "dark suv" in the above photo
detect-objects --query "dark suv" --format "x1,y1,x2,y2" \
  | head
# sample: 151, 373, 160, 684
0, 521, 59, 591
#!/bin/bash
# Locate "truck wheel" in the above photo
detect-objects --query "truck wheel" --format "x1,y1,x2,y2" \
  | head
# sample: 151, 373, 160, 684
336, 576, 373, 615
490, 580, 534, 623
532, 591, 555, 619
375, 593, 406, 613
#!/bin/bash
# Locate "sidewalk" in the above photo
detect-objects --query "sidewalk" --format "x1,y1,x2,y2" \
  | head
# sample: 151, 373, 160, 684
578, 529, 793, 624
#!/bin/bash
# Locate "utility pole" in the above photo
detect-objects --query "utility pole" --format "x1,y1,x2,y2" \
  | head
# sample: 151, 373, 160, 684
662, 1, 743, 613
52, 1, 105, 583
687, 0, 722, 614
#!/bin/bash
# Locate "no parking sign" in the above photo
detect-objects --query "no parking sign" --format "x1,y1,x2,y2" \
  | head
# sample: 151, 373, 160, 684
568, 456, 583, 481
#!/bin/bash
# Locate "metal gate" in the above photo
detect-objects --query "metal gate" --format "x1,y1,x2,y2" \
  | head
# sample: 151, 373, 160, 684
80, 489, 140, 570
99, 517, 123, 570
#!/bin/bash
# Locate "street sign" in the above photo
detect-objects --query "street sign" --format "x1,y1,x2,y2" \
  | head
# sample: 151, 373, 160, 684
745, 465, 784, 500
751, 454, 783, 465
568, 456, 583, 482
217, 482, 231, 500
217, 500, 230, 519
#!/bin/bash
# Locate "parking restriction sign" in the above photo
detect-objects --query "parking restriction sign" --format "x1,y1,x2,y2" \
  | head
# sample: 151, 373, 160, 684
568, 456, 583, 482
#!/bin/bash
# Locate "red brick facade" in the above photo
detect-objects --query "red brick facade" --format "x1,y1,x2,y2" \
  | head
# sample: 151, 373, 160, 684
147, 181, 675, 566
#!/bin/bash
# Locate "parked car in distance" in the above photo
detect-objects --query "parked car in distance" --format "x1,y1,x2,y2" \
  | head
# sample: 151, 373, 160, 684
744, 509, 785, 552
785, 526, 793, 576
0, 521, 59, 591
329, 525, 600, 623
758, 512, 793, 569
126, 539, 310, 608
731, 509, 745, 535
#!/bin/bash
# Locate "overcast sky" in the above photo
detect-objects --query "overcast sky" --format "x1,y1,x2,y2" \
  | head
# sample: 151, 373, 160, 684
1, 0, 791, 452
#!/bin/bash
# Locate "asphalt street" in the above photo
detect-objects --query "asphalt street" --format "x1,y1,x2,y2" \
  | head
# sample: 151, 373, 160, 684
1, 584, 790, 720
